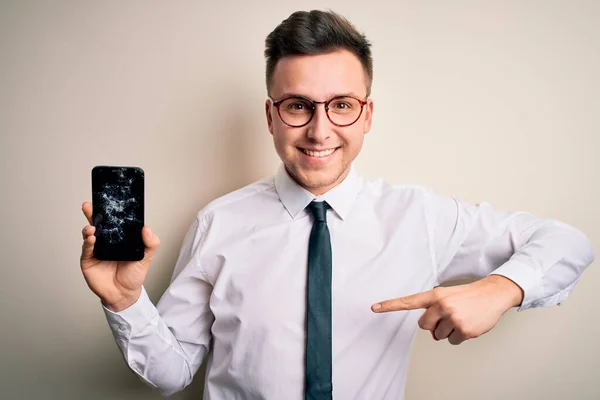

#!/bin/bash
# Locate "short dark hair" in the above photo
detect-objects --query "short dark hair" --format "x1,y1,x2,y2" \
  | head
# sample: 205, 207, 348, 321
264, 10, 373, 96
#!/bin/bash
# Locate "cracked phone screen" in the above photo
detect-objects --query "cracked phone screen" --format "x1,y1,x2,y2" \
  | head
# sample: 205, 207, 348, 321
92, 166, 144, 261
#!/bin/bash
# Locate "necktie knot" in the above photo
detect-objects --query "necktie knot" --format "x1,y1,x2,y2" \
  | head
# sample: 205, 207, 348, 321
306, 201, 329, 223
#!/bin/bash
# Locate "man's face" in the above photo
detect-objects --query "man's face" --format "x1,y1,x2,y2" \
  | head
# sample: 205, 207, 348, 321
266, 49, 374, 195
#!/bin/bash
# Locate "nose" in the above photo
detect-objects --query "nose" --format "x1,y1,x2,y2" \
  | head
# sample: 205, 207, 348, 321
306, 104, 331, 142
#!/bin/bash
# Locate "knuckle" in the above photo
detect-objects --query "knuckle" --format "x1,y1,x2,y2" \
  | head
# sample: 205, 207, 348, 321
449, 314, 464, 328
437, 298, 453, 311
398, 298, 410, 308
456, 325, 472, 338
438, 302, 457, 319
431, 287, 444, 301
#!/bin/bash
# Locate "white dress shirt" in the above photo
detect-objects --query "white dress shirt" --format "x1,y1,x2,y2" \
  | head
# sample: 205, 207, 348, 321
103, 164, 594, 399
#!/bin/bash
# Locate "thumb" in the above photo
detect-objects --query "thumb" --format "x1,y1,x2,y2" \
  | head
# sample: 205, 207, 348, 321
140, 226, 160, 265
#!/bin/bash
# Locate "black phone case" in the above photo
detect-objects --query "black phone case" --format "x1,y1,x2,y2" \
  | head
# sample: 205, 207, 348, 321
91, 166, 145, 261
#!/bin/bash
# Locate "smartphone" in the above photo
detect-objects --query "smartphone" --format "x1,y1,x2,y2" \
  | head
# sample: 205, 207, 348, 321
91, 166, 145, 261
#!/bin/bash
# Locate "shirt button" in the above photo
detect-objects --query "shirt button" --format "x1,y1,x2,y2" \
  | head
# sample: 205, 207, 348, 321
119, 324, 127, 331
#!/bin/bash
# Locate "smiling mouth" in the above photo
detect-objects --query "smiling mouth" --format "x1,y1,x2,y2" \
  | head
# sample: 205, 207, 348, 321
298, 147, 339, 158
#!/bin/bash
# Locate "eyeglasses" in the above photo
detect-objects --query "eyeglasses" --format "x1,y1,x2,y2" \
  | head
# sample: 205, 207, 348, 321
269, 95, 368, 128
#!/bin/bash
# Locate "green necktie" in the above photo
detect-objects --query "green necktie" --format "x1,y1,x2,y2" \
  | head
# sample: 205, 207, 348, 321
305, 201, 333, 400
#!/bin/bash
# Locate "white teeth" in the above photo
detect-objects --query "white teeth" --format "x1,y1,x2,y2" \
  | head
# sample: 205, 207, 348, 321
302, 148, 336, 157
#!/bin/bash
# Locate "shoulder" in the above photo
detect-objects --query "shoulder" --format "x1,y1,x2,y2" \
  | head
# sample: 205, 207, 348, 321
357, 176, 458, 217
195, 175, 279, 223
360, 176, 433, 202
357, 176, 460, 228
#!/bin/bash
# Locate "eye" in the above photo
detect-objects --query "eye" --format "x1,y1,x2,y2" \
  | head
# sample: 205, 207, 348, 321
289, 102, 308, 110
285, 101, 311, 111
332, 101, 351, 109
329, 97, 358, 113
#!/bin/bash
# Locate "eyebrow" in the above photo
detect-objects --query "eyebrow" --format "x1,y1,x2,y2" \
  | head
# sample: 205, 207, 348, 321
275, 92, 363, 101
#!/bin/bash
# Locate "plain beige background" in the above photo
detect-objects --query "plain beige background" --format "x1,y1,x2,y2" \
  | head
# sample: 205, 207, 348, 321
1, 1, 598, 399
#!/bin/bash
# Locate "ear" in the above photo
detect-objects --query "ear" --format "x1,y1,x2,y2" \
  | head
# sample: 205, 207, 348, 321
363, 98, 374, 134
265, 99, 274, 135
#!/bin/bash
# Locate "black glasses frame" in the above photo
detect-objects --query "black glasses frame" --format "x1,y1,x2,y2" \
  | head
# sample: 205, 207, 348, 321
270, 95, 368, 128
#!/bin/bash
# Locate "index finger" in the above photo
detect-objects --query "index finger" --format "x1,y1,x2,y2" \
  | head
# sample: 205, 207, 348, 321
82, 202, 93, 225
372, 290, 436, 313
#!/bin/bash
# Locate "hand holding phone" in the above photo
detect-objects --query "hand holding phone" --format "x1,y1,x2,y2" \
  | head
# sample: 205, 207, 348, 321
79, 166, 160, 312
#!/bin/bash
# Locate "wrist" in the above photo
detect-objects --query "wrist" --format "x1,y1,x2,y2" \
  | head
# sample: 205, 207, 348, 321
103, 289, 142, 313
486, 274, 524, 309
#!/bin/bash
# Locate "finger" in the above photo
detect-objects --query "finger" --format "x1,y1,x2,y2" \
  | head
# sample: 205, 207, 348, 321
81, 233, 96, 261
82, 202, 93, 225
433, 318, 455, 341
139, 226, 160, 267
372, 290, 436, 313
448, 329, 467, 345
430, 330, 440, 341
82, 225, 96, 239
417, 305, 443, 331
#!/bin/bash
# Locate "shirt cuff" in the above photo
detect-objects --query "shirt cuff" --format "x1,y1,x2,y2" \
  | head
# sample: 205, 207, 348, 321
103, 286, 158, 346
487, 260, 545, 312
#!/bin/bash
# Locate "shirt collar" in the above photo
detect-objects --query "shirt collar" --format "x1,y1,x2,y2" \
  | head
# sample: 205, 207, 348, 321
274, 163, 362, 221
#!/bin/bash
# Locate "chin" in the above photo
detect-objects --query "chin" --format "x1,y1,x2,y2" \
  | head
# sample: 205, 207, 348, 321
294, 167, 345, 192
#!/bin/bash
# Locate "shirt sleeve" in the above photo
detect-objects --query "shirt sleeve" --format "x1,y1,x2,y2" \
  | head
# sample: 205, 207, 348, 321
424, 191, 595, 312
102, 215, 214, 396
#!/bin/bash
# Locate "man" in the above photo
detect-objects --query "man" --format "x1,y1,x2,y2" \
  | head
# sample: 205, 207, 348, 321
80, 10, 594, 400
